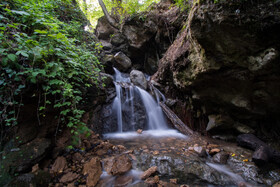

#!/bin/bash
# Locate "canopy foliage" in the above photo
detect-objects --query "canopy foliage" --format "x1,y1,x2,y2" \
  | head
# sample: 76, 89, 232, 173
77, 0, 160, 28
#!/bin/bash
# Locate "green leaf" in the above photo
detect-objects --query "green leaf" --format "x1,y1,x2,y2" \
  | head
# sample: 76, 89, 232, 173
16, 51, 29, 58
34, 30, 48, 34
7, 54, 17, 62
11, 10, 30, 16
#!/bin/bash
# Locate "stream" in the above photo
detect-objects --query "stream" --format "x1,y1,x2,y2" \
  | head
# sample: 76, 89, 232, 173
98, 68, 279, 186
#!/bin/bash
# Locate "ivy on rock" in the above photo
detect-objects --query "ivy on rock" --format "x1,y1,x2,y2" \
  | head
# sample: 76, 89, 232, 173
0, 0, 102, 146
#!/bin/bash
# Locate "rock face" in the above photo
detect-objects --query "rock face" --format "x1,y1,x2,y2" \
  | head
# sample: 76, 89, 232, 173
130, 70, 148, 89
153, 0, 280, 143
96, 0, 187, 74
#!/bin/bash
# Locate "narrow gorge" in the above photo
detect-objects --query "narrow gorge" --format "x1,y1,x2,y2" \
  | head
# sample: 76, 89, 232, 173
1, 0, 280, 186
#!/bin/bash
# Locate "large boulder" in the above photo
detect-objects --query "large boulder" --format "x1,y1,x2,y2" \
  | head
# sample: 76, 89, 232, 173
130, 70, 148, 90
95, 16, 117, 40
114, 52, 132, 71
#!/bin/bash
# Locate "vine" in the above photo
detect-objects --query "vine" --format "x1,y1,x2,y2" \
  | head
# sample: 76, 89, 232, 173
0, 0, 102, 146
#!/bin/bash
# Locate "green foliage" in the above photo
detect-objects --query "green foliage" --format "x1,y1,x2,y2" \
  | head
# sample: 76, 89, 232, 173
0, 0, 101, 145
76, 0, 160, 27
174, 0, 190, 11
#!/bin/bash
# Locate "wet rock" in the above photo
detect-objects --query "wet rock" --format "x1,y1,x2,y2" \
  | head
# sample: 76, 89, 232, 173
140, 166, 158, 179
144, 176, 159, 185
227, 156, 263, 184
237, 134, 280, 165
212, 152, 229, 164
129, 182, 149, 187
136, 152, 234, 185
83, 157, 102, 187
103, 154, 132, 175
194, 146, 207, 157
252, 146, 270, 165
114, 52, 132, 71
130, 70, 148, 90
114, 175, 133, 187
59, 172, 79, 183
137, 129, 143, 134
209, 148, 221, 156
51, 156, 67, 173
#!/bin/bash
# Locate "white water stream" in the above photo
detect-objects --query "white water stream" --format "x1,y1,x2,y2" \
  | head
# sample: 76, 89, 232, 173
105, 68, 184, 138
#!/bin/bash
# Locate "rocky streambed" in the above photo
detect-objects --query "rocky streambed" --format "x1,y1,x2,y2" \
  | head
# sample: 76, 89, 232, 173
103, 131, 280, 187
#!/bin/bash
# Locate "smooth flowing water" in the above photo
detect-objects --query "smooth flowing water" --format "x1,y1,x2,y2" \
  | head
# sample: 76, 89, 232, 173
109, 68, 169, 134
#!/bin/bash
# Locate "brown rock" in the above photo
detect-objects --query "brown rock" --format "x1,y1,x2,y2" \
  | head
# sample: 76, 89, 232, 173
159, 180, 177, 187
137, 129, 143, 134
144, 176, 159, 185
59, 172, 79, 183
51, 156, 67, 173
32, 164, 39, 173
67, 183, 75, 187
273, 181, 280, 187
83, 157, 102, 187
209, 148, 221, 155
194, 146, 207, 157
141, 166, 158, 180
180, 185, 190, 187
153, 151, 159, 155
117, 145, 126, 150
103, 154, 132, 175
114, 175, 133, 187
73, 152, 83, 162
170, 178, 177, 184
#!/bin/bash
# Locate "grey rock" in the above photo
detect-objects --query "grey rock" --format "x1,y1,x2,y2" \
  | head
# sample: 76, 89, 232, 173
213, 152, 229, 164
111, 33, 126, 47
130, 70, 148, 90
114, 52, 132, 71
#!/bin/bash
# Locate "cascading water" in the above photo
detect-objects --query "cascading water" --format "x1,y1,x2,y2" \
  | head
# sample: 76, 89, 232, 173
104, 68, 186, 139
136, 87, 167, 130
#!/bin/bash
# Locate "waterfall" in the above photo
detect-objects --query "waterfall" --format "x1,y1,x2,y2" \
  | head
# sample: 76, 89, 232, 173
136, 87, 168, 130
112, 68, 168, 132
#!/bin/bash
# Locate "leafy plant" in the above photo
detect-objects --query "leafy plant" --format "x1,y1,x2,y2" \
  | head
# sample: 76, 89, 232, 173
0, 0, 102, 146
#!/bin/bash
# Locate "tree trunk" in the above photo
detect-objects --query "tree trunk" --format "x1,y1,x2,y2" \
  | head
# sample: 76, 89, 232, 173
98, 0, 119, 29
160, 102, 194, 136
